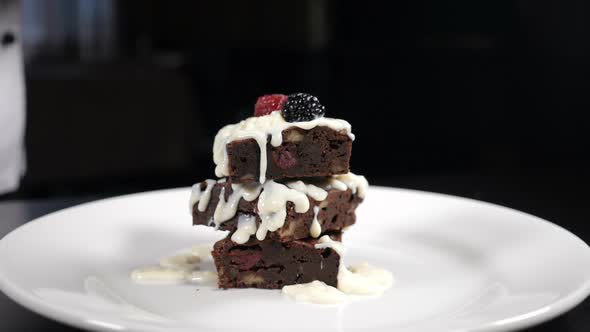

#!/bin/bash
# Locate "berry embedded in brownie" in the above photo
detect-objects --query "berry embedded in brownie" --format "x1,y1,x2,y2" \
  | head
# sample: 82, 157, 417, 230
212, 233, 342, 289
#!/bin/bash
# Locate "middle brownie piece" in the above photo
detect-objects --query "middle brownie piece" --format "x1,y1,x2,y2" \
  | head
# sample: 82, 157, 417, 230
192, 180, 363, 242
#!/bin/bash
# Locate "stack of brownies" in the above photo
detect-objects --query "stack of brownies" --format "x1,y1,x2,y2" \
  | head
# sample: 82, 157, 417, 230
189, 93, 367, 289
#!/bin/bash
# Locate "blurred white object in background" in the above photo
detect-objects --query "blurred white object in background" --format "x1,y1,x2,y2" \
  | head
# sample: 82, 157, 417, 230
0, 0, 26, 194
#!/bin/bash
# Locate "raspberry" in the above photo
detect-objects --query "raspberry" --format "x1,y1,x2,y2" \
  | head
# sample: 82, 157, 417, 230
273, 146, 297, 169
282, 93, 325, 122
254, 94, 288, 117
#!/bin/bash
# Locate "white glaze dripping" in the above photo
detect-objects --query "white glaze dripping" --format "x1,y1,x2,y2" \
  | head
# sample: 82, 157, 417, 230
286, 180, 328, 201
309, 206, 321, 238
189, 179, 216, 213
315, 234, 346, 255
213, 111, 355, 183
282, 236, 394, 304
256, 180, 310, 240
191, 174, 366, 238
316, 235, 393, 295
213, 183, 262, 228
326, 172, 369, 199
231, 214, 257, 244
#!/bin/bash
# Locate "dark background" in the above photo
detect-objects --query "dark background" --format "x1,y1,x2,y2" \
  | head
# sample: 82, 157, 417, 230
1, 1, 590, 331
1, 0, 588, 199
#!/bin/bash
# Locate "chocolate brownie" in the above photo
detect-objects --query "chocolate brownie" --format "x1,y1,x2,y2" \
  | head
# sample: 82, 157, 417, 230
226, 126, 352, 183
212, 234, 342, 289
192, 181, 362, 241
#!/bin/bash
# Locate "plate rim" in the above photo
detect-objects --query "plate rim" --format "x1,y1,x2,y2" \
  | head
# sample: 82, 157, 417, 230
1, 186, 590, 332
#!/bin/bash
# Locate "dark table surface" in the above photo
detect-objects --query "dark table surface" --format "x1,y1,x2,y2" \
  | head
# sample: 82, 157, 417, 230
0, 173, 589, 331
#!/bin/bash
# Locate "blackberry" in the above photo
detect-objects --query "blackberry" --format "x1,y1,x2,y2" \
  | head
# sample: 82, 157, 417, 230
282, 93, 326, 122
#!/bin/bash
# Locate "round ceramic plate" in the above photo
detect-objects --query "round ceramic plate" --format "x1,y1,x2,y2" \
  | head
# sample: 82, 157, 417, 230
1, 187, 590, 332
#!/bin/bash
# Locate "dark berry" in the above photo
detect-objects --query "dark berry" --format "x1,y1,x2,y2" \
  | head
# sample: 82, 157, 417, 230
273, 146, 297, 169
254, 94, 288, 117
282, 93, 326, 122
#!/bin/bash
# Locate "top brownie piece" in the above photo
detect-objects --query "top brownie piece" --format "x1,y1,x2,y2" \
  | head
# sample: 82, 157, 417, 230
226, 126, 352, 183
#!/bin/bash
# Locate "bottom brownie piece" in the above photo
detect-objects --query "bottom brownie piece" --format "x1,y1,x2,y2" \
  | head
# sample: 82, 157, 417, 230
212, 234, 341, 289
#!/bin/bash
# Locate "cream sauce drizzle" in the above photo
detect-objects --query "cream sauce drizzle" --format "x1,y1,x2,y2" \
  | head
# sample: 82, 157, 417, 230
286, 181, 328, 201
189, 179, 216, 213
189, 173, 367, 239
256, 180, 310, 240
131, 245, 217, 285
231, 214, 257, 244
282, 235, 393, 304
309, 206, 322, 238
212, 183, 262, 228
326, 172, 369, 199
213, 111, 355, 183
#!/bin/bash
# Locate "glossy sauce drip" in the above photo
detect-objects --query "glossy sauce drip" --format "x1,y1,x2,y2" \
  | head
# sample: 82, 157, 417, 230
255, 180, 310, 240
231, 214, 257, 244
282, 236, 393, 304
309, 206, 322, 238
189, 173, 368, 240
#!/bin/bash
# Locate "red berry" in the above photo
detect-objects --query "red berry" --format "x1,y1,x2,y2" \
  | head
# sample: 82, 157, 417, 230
273, 146, 297, 169
228, 250, 262, 270
254, 94, 288, 117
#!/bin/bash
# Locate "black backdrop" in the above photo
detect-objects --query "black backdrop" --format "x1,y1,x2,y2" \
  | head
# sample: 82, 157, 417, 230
4, 0, 590, 198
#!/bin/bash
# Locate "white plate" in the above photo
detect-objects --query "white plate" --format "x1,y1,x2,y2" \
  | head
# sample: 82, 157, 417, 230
1, 186, 590, 332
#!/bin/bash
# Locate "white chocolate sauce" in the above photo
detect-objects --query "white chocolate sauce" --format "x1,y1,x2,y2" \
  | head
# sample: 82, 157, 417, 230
326, 172, 369, 199
131, 245, 217, 285
282, 280, 348, 304
237, 183, 264, 202
325, 178, 348, 191
131, 266, 188, 285
286, 181, 328, 201
189, 173, 368, 240
189, 179, 216, 213
338, 262, 393, 295
315, 234, 346, 255
282, 235, 393, 304
213, 111, 355, 183
309, 206, 321, 238
255, 180, 310, 240
213, 183, 262, 228
231, 214, 257, 244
